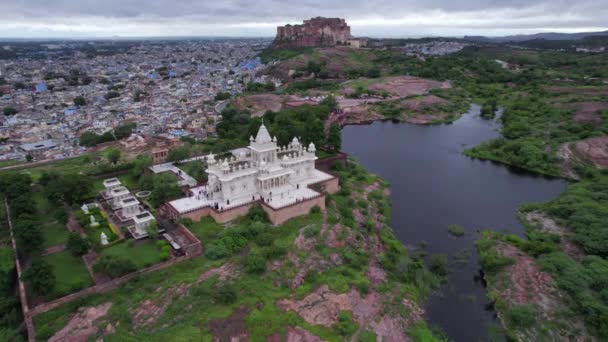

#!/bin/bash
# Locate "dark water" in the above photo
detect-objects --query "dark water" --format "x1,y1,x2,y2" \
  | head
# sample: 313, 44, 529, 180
341, 105, 567, 342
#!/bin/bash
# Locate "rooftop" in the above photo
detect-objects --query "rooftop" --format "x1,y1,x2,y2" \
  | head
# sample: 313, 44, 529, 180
19, 139, 57, 151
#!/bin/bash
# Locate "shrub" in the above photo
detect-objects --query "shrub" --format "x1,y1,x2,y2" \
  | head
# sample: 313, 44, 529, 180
160, 251, 170, 261
261, 245, 286, 260
215, 284, 237, 304
246, 221, 266, 238
205, 244, 230, 260
447, 224, 465, 237
310, 205, 321, 214
66, 233, 91, 257
509, 304, 536, 328
355, 281, 369, 295
255, 233, 274, 247
244, 252, 266, 274
246, 205, 269, 223
336, 311, 357, 337
429, 254, 449, 277
93, 255, 136, 278
303, 225, 320, 238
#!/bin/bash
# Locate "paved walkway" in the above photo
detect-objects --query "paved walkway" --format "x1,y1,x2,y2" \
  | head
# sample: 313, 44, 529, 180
149, 162, 197, 187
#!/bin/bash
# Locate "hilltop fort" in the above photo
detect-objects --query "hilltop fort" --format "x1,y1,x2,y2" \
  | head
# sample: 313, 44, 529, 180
273, 17, 365, 48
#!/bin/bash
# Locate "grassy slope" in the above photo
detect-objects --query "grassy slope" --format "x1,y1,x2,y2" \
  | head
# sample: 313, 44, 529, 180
476, 171, 608, 340
34, 162, 443, 341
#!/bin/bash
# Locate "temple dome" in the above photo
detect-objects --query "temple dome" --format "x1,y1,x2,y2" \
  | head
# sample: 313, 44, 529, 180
255, 124, 272, 143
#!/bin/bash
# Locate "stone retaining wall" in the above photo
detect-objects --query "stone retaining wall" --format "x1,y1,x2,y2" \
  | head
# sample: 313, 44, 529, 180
4, 199, 36, 342
315, 151, 348, 172
29, 256, 190, 317
261, 194, 326, 225
170, 176, 339, 225
174, 224, 203, 257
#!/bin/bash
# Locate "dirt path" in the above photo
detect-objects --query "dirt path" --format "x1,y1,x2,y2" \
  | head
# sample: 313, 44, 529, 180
40, 243, 66, 256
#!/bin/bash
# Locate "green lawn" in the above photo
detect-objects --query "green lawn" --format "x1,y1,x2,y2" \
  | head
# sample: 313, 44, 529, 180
45, 250, 93, 297
99, 240, 161, 269
317, 149, 337, 160
31, 192, 71, 249
7, 152, 102, 181
0, 159, 21, 168
42, 222, 70, 249
85, 224, 115, 244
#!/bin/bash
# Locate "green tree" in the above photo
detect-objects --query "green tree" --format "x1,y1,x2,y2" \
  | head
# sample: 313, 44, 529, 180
0, 173, 31, 200
166, 145, 191, 162
320, 95, 338, 112
2, 107, 17, 116
145, 221, 159, 240
66, 233, 91, 257
22, 259, 55, 296
130, 155, 153, 179
42, 172, 93, 205
104, 91, 120, 100
244, 252, 266, 274
214, 92, 231, 101
113, 123, 136, 140
105, 147, 121, 165
25, 154, 33, 162
79, 131, 101, 147
14, 220, 43, 253
327, 123, 342, 152
304, 119, 325, 147
150, 173, 183, 207
73, 96, 86, 107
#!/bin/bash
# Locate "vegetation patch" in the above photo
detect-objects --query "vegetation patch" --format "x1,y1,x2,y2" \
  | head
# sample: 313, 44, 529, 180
45, 250, 93, 297
447, 224, 465, 237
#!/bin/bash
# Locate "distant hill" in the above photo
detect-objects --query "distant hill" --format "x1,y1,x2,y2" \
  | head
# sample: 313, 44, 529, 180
464, 30, 608, 43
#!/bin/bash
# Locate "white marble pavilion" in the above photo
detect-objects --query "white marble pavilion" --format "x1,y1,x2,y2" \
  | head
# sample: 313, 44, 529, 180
169, 123, 334, 214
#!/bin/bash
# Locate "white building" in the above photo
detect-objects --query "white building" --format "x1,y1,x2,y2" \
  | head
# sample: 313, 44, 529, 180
117, 196, 141, 220
168, 123, 334, 216
130, 211, 157, 239
102, 178, 122, 192
108, 186, 130, 209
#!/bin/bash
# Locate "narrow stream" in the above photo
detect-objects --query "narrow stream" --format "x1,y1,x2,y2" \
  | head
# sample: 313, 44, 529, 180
341, 104, 567, 341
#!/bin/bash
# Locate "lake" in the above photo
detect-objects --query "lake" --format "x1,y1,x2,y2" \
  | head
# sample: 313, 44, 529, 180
341, 104, 567, 341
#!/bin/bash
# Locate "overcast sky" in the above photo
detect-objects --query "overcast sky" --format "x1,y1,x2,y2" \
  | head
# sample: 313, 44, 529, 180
0, 0, 607, 38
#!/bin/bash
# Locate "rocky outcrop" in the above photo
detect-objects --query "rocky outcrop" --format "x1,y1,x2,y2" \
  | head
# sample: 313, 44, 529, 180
273, 17, 352, 49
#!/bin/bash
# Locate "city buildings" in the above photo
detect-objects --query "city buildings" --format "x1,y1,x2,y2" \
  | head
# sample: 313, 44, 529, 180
0, 38, 278, 162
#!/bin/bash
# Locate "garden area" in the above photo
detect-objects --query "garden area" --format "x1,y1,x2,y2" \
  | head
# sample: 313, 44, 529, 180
45, 251, 93, 297
98, 240, 165, 270
74, 206, 120, 245
31, 192, 71, 250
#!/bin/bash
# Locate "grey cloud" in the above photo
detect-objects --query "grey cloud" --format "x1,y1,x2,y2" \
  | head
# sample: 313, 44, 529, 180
0, 0, 606, 37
